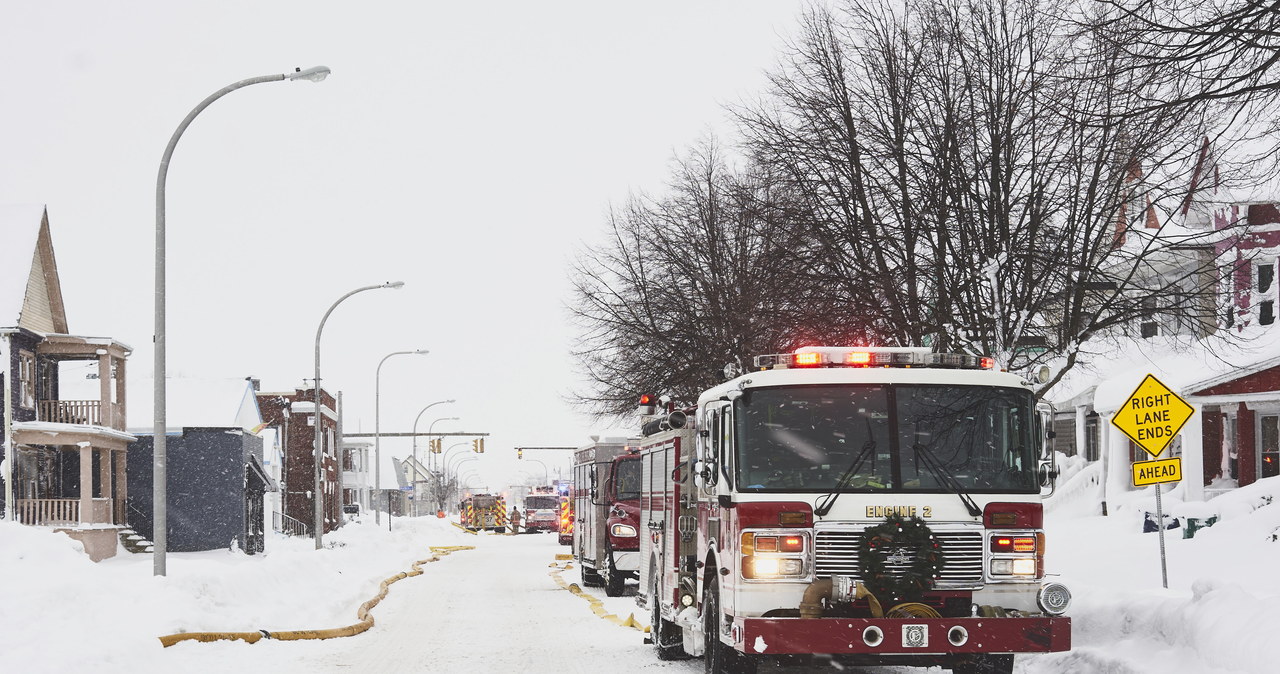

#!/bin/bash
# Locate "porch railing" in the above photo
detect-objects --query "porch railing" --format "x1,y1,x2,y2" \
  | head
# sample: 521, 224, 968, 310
15, 498, 117, 526
272, 510, 310, 537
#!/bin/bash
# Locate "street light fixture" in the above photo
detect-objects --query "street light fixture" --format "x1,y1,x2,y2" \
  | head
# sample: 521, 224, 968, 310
421, 416, 458, 513
153, 65, 330, 577
374, 349, 429, 525
411, 399, 456, 486
523, 457, 550, 484
313, 281, 405, 549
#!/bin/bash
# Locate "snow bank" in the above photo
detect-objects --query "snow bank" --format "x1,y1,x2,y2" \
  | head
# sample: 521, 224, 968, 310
0, 517, 475, 674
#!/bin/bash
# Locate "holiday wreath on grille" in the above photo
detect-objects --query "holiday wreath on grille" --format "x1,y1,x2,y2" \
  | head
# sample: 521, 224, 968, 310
858, 515, 946, 603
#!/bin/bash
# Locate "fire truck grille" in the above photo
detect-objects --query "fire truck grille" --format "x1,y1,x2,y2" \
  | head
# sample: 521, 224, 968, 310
813, 528, 984, 589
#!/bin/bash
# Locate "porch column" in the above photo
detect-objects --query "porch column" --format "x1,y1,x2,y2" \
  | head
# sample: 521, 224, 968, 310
1103, 419, 1131, 514
97, 353, 112, 428
114, 449, 127, 525
1181, 403, 1204, 501
98, 447, 111, 505
79, 444, 93, 524
114, 357, 127, 432
1075, 406, 1088, 459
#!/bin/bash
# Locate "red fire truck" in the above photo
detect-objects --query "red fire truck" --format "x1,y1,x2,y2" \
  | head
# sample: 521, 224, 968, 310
572, 437, 644, 597
638, 346, 1070, 674
523, 487, 561, 533
558, 494, 574, 546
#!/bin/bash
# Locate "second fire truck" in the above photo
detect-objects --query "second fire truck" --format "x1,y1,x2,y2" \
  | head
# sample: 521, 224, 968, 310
637, 346, 1070, 674
459, 493, 508, 533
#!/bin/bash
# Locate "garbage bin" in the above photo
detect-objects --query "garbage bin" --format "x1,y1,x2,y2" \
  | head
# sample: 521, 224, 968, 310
1182, 515, 1218, 539
1143, 511, 1179, 533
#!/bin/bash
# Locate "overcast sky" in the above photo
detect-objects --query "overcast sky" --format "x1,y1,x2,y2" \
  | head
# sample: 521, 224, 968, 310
0, 1, 804, 488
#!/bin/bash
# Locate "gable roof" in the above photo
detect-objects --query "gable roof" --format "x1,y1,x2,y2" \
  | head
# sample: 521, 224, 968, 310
0, 204, 68, 333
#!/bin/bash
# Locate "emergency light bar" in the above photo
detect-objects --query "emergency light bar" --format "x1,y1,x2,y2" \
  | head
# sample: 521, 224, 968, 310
753, 347, 996, 371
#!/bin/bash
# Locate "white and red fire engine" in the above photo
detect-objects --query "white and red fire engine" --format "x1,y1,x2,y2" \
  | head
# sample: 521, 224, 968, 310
638, 346, 1070, 674
523, 487, 562, 533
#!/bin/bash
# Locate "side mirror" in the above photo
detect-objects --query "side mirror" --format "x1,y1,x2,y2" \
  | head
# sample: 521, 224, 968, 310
693, 460, 718, 489
1038, 462, 1059, 488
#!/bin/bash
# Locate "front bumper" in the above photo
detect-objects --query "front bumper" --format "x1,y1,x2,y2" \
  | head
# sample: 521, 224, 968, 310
733, 616, 1070, 656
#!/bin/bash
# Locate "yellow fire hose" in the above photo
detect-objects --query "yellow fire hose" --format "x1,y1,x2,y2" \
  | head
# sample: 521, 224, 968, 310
547, 555, 648, 633
157, 545, 475, 647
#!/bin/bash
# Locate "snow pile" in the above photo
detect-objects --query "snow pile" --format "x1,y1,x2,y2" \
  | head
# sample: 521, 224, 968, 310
1038, 478, 1280, 673
0, 517, 475, 674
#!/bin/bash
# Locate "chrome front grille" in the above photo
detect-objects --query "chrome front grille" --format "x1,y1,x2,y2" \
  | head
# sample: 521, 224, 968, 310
813, 526, 984, 589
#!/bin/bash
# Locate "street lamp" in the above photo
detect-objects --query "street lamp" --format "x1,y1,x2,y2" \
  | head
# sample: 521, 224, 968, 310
374, 349, 429, 525
440, 441, 471, 472
446, 447, 476, 474
523, 457, 550, 484
411, 399, 456, 487
153, 65, 330, 577
313, 281, 405, 549
421, 416, 458, 514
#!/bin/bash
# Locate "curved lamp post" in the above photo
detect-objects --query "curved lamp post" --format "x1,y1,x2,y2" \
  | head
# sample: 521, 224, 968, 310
446, 449, 476, 475
411, 399, 456, 487
374, 349, 429, 525
154, 65, 330, 577
523, 457, 550, 484
420, 416, 458, 514
313, 281, 404, 549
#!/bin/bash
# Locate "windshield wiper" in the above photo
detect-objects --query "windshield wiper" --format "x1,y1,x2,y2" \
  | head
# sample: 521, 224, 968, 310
911, 442, 982, 517
815, 420, 877, 517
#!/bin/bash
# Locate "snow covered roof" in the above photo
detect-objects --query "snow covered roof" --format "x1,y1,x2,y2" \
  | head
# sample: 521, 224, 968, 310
60, 372, 263, 432
0, 204, 48, 327
1048, 326, 1280, 413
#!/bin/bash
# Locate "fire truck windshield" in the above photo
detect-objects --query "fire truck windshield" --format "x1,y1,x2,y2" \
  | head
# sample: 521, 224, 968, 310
735, 384, 1039, 494
614, 459, 642, 500
525, 495, 559, 510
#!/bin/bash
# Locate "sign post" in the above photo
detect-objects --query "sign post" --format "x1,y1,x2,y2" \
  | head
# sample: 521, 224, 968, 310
1110, 374, 1194, 589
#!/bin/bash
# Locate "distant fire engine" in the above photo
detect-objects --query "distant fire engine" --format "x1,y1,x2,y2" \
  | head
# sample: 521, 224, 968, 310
460, 493, 508, 533
523, 487, 561, 533
572, 437, 643, 597
558, 492, 574, 546
638, 347, 1070, 674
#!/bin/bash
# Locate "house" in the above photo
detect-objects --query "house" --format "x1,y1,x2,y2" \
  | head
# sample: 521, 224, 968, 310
112, 376, 277, 553
1049, 146, 1280, 508
256, 387, 342, 536
341, 438, 372, 512
1, 205, 133, 561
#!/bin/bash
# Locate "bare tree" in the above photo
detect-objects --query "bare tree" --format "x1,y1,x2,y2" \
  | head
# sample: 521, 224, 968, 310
735, 0, 1233, 392
568, 140, 854, 417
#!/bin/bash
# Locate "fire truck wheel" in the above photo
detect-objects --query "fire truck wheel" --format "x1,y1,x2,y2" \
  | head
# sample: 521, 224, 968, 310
603, 545, 626, 597
651, 574, 687, 660
703, 578, 757, 674
952, 654, 1014, 674
581, 563, 604, 587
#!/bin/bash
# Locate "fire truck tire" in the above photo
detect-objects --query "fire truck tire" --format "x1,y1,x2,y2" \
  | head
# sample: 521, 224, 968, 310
495, 527, 507, 534
703, 578, 757, 674
650, 574, 687, 660
603, 545, 626, 597
581, 563, 604, 587
952, 654, 1014, 674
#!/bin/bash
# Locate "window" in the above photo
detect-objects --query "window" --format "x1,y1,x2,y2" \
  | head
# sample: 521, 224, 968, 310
1261, 415, 1279, 479
1259, 263, 1275, 326
18, 351, 36, 409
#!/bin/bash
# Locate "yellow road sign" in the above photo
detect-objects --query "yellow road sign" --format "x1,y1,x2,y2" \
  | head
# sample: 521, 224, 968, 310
1111, 374, 1194, 458
1133, 457, 1182, 487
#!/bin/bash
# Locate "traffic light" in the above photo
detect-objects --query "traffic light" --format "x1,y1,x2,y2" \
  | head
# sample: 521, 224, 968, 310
480, 438, 485, 453
431, 438, 442, 453
517, 448, 523, 459
472, 438, 480, 453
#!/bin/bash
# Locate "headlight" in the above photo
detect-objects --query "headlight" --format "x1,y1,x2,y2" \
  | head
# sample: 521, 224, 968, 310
746, 557, 804, 578
610, 524, 637, 537
989, 557, 1037, 576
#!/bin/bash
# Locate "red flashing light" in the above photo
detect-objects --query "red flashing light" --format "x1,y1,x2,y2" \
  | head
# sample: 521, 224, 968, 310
980, 357, 995, 369
781, 536, 804, 552
846, 352, 872, 365
793, 352, 823, 367
639, 393, 655, 405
